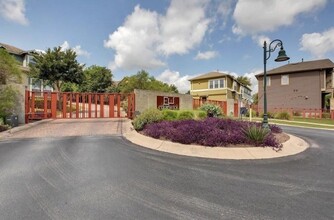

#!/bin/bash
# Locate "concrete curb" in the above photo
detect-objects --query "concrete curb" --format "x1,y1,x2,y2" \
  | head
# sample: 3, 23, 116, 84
122, 120, 309, 160
0, 119, 54, 139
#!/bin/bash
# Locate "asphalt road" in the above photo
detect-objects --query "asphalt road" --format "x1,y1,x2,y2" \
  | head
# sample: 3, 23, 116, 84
0, 125, 333, 219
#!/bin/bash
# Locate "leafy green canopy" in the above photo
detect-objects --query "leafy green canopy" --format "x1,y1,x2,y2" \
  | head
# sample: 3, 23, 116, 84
118, 70, 178, 93
236, 76, 251, 87
80, 65, 113, 93
30, 47, 84, 91
0, 49, 22, 85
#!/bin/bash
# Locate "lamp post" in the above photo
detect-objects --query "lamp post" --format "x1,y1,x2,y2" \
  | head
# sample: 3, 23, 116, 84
263, 39, 290, 128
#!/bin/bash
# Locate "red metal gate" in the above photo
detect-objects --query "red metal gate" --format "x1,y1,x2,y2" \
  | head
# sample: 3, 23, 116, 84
25, 91, 135, 123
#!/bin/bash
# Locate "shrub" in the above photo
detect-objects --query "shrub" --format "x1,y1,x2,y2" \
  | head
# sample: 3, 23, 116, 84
178, 111, 194, 120
0, 86, 19, 119
132, 108, 164, 131
162, 110, 178, 121
242, 125, 270, 145
196, 111, 207, 119
322, 112, 331, 119
245, 110, 257, 117
269, 124, 282, 133
293, 111, 302, 117
199, 103, 223, 117
260, 112, 276, 119
275, 111, 291, 120
0, 124, 10, 132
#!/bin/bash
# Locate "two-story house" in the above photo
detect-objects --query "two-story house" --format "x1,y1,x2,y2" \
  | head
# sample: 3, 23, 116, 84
256, 58, 334, 114
0, 42, 52, 123
189, 71, 252, 117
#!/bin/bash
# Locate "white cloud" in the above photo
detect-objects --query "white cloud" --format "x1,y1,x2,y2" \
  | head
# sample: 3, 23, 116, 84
243, 70, 261, 94
252, 35, 271, 47
104, 6, 164, 71
104, 0, 210, 71
0, 0, 28, 25
158, 0, 210, 55
157, 69, 193, 93
233, 0, 327, 35
194, 50, 218, 60
60, 41, 90, 57
300, 28, 334, 58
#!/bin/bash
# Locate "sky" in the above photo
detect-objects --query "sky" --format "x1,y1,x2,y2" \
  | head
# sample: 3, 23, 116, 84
1, 0, 334, 93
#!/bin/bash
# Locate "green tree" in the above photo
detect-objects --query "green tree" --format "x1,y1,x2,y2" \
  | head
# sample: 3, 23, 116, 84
237, 76, 252, 87
80, 65, 113, 93
252, 93, 258, 105
0, 49, 22, 84
30, 47, 84, 92
118, 70, 178, 93
0, 49, 22, 120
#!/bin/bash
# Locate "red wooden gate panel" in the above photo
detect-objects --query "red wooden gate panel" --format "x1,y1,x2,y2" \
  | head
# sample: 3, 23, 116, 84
25, 91, 135, 123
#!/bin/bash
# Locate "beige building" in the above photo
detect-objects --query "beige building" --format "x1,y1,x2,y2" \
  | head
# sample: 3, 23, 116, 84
256, 59, 334, 113
189, 72, 252, 117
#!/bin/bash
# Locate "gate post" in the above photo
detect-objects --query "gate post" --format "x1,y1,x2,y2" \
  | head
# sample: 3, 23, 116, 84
51, 92, 57, 119
100, 94, 104, 118
43, 92, 48, 119
109, 95, 114, 118
117, 94, 121, 117
62, 93, 67, 118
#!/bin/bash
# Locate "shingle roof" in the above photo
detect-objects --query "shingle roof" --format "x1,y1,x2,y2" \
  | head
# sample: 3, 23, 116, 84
188, 72, 228, 81
0, 42, 27, 55
256, 59, 334, 78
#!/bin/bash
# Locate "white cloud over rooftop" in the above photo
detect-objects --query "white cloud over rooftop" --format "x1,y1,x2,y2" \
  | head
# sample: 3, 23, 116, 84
0, 0, 28, 25
104, 0, 211, 71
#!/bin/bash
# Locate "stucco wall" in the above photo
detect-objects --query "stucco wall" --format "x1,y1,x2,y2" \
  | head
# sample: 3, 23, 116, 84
134, 89, 193, 114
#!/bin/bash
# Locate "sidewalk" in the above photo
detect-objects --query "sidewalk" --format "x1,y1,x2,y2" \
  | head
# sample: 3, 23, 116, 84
122, 120, 309, 160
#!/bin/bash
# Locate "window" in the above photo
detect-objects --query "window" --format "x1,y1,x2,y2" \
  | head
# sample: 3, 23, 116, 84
263, 76, 271, 86
281, 75, 289, 85
208, 79, 225, 89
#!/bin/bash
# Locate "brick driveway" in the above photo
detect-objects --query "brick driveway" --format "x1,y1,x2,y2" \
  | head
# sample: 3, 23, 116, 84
7, 118, 126, 139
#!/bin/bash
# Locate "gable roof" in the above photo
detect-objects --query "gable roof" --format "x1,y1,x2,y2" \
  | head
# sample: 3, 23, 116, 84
188, 72, 228, 81
0, 42, 27, 55
256, 59, 334, 78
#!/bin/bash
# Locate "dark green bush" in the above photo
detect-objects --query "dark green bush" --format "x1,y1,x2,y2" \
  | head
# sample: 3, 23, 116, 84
199, 103, 223, 117
162, 110, 178, 121
245, 110, 256, 117
275, 111, 291, 120
133, 108, 164, 130
178, 111, 194, 120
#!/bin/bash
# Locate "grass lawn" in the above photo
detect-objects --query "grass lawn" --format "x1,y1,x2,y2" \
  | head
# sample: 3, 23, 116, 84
245, 116, 334, 129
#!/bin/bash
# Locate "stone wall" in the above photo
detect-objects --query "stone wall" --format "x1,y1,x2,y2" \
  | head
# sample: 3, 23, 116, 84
134, 89, 193, 114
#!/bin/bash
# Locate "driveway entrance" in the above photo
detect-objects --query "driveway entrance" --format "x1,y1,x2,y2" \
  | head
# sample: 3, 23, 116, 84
25, 91, 135, 123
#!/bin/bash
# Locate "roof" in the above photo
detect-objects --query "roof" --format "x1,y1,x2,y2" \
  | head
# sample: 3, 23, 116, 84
188, 72, 228, 81
0, 42, 27, 55
256, 59, 334, 78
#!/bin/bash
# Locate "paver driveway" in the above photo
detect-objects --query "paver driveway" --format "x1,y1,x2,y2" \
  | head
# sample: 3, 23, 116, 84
7, 118, 125, 139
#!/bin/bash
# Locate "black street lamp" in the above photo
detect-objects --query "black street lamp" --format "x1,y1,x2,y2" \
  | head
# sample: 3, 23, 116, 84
263, 39, 290, 128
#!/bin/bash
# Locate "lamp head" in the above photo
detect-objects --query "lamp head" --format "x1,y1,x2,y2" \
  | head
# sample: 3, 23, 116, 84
275, 47, 290, 62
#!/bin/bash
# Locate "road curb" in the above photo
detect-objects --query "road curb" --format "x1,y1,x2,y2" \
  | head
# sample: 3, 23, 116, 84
122, 120, 309, 160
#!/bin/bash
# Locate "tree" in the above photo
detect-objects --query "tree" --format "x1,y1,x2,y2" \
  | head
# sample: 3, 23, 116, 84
0, 49, 22, 85
30, 47, 84, 92
252, 93, 258, 105
237, 76, 251, 87
79, 65, 113, 93
0, 49, 22, 120
118, 70, 179, 93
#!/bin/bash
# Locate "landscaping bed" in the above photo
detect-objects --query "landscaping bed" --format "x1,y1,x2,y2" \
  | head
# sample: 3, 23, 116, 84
141, 117, 285, 150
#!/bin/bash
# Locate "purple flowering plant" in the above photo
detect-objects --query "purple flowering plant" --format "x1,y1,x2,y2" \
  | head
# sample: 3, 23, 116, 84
143, 118, 282, 149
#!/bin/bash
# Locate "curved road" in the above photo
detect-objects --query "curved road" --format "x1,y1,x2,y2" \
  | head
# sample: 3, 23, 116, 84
0, 121, 333, 219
